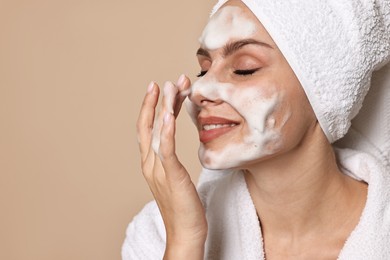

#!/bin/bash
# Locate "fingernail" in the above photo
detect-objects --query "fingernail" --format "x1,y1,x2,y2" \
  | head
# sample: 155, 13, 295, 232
180, 88, 191, 97
163, 112, 172, 124
147, 81, 155, 93
163, 81, 177, 97
164, 81, 174, 90
177, 74, 186, 86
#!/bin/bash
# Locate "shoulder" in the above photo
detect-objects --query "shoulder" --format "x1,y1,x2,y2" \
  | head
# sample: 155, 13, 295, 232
121, 201, 166, 260
336, 148, 390, 259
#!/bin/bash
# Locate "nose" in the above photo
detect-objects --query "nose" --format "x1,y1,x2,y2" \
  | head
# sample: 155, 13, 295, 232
188, 78, 222, 107
189, 93, 215, 107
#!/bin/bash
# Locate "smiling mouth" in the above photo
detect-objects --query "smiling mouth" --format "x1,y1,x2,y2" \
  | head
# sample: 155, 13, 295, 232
202, 123, 237, 131
198, 117, 239, 143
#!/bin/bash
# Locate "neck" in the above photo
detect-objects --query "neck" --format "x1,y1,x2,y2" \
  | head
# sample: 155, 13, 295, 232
244, 124, 367, 244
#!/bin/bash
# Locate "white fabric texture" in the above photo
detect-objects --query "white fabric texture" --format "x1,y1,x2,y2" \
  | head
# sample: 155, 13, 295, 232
122, 1, 390, 258
212, 0, 390, 143
122, 149, 390, 259
336, 63, 390, 167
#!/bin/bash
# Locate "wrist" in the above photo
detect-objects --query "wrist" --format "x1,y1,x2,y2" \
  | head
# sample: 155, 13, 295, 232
164, 239, 205, 260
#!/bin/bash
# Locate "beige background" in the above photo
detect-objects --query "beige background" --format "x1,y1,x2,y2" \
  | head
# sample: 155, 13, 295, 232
0, 1, 215, 259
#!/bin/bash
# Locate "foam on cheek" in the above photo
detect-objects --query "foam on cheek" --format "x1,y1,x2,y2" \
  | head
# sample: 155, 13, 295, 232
186, 78, 287, 169
199, 6, 256, 50
203, 89, 281, 169
185, 78, 227, 125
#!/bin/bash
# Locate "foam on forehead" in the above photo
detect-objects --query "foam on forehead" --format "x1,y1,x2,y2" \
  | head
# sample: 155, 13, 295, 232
211, 0, 390, 144
198, 5, 257, 50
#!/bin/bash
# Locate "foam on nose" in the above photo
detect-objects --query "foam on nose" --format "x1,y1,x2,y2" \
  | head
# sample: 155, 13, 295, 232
185, 76, 290, 169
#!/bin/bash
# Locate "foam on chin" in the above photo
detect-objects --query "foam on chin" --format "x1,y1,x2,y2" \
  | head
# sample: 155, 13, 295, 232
187, 78, 287, 169
188, 5, 288, 169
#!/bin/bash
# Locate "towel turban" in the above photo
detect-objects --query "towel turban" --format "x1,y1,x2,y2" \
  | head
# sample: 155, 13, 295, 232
211, 0, 390, 151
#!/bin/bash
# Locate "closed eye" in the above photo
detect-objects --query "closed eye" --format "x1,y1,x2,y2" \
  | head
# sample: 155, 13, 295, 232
196, 71, 207, 77
234, 69, 260, 76
197, 68, 260, 77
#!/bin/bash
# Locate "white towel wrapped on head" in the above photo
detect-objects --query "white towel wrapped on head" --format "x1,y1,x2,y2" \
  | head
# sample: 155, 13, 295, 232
122, 1, 390, 259
213, 0, 390, 144
336, 63, 390, 167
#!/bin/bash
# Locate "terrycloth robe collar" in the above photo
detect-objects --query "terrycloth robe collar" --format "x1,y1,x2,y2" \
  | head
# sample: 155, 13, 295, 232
122, 150, 390, 260
197, 148, 390, 259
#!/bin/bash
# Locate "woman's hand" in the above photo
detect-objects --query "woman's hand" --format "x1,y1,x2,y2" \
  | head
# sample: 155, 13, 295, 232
137, 75, 207, 259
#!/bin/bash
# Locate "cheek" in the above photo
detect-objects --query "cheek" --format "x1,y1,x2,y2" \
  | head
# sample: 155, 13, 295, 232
199, 88, 288, 170
187, 77, 296, 169
230, 85, 281, 135
279, 94, 315, 146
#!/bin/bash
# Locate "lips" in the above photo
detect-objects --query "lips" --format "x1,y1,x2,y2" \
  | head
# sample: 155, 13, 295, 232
198, 116, 239, 143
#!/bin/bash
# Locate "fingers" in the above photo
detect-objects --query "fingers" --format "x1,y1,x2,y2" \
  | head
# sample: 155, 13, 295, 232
156, 76, 191, 183
174, 75, 191, 117
138, 75, 191, 179
137, 76, 207, 248
157, 79, 182, 158
158, 112, 186, 183
163, 81, 179, 115
151, 81, 178, 154
137, 81, 159, 162
151, 75, 191, 154
148, 112, 185, 192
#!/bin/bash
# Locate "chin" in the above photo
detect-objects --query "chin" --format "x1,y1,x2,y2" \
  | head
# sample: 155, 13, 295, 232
198, 140, 284, 170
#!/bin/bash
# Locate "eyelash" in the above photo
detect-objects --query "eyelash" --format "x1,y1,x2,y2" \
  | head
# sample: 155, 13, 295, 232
197, 71, 207, 77
196, 69, 259, 78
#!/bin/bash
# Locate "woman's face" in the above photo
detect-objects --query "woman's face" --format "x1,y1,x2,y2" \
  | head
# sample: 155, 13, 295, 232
187, 0, 316, 170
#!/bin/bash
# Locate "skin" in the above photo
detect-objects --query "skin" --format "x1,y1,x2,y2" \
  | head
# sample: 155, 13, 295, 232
136, 0, 368, 259
137, 76, 207, 260
187, 4, 296, 169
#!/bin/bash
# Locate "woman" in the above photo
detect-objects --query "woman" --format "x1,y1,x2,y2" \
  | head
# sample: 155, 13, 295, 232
123, 0, 390, 259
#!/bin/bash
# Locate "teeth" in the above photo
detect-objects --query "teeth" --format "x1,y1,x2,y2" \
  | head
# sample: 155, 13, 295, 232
203, 123, 236, 131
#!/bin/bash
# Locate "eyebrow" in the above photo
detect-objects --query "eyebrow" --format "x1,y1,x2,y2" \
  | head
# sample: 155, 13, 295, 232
196, 39, 273, 58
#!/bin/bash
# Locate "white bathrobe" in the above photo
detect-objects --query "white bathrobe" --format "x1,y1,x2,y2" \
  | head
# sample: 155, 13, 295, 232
122, 0, 390, 258
121, 149, 390, 259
